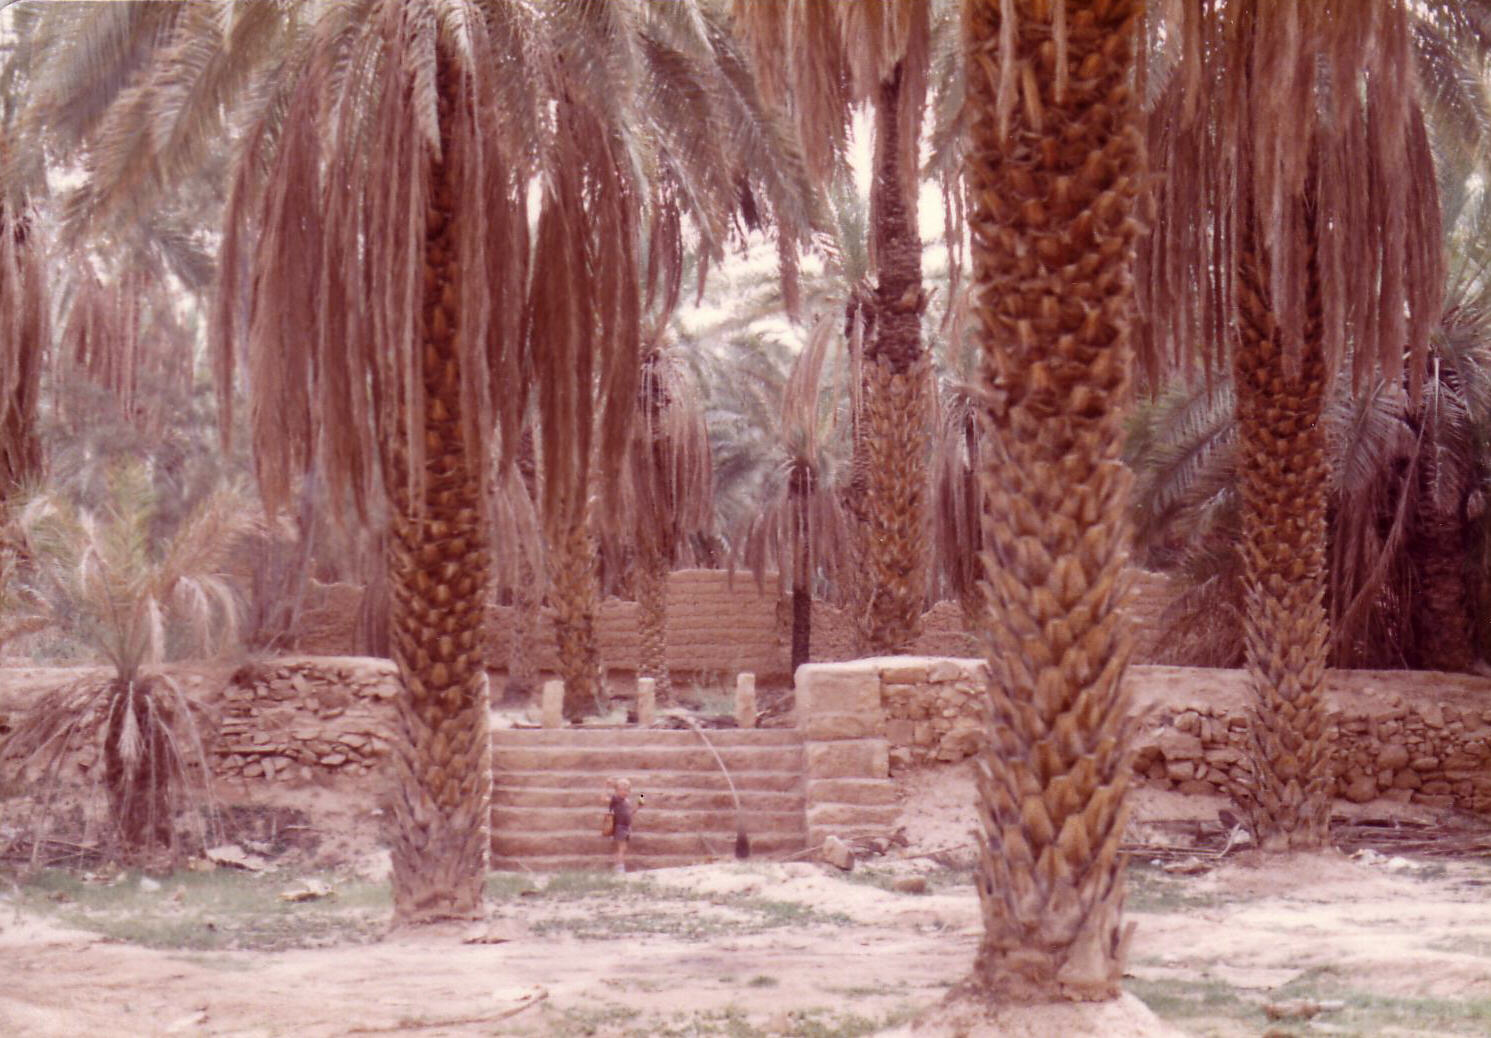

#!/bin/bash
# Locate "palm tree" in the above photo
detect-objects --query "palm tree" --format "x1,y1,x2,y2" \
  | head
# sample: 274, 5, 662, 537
1142, 0, 1448, 852
960, 0, 1145, 1003
4, 463, 243, 861
619, 343, 712, 703
733, 1, 939, 655
738, 322, 854, 674
0, 136, 47, 509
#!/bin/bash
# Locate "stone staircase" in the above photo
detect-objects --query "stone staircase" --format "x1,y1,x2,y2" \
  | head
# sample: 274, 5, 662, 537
490, 728, 810, 871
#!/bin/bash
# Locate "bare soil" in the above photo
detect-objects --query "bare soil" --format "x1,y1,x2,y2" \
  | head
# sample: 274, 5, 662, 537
4, 759, 1491, 1035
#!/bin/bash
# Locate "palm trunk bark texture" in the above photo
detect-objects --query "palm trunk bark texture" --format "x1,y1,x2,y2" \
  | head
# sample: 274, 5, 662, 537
384, 61, 492, 923
550, 516, 604, 720
1231, 204, 1334, 852
859, 64, 929, 655
962, 0, 1143, 1003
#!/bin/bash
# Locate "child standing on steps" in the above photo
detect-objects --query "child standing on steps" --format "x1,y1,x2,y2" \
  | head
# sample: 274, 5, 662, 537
606, 777, 643, 873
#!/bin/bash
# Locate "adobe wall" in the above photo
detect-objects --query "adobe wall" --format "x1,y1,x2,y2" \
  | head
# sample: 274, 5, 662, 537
302, 567, 1178, 678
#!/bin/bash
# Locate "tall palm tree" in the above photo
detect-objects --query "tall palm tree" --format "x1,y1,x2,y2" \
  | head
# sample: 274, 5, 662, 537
733, 1, 938, 655
1142, 0, 1447, 852
738, 322, 854, 674
620, 343, 712, 703
961, 0, 1145, 1003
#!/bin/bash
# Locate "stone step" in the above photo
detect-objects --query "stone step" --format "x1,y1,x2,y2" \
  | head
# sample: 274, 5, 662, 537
492, 786, 804, 813
493, 769, 804, 794
491, 830, 806, 860
491, 854, 789, 873
492, 727, 803, 748
493, 744, 804, 774
492, 805, 806, 835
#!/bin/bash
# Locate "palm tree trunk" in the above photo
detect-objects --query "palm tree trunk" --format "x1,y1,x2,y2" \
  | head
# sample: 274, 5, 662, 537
506, 556, 541, 698
385, 59, 492, 924
636, 554, 671, 701
859, 63, 929, 655
550, 516, 604, 720
962, 0, 1143, 1003
1409, 450, 1474, 672
790, 466, 812, 674
103, 677, 173, 859
1231, 188, 1334, 852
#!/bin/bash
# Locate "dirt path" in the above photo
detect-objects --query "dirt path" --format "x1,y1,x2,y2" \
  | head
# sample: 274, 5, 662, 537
3, 768, 1491, 1036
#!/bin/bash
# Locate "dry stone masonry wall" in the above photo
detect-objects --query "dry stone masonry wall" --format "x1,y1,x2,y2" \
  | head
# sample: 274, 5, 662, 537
845, 658, 1491, 816
212, 657, 399, 783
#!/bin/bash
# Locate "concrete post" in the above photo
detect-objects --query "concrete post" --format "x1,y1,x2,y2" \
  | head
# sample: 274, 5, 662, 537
735, 671, 757, 729
636, 676, 656, 727
541, 680, 564, 728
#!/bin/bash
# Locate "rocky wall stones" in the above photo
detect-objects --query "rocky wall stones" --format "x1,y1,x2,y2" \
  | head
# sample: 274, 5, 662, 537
868, 660, 1491, 816
212, 657, 399, 784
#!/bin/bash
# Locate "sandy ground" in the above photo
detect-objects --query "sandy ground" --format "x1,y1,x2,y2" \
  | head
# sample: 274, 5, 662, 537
3, 762, 1491, 1036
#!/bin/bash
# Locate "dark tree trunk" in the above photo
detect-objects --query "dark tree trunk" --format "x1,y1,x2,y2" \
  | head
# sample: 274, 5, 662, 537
103, 677, 173, 858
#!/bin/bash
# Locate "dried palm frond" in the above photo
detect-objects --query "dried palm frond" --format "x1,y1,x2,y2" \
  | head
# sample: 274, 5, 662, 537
18, 463, 246, 684
1141, 0, 1445, 394
0, 672, 222, 865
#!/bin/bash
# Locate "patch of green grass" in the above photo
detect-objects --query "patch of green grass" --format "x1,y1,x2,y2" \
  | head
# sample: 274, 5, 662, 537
1125, 861, 1233, 914
498, 871, 853, 942
841, 864, 973, 895
15, 867, 388, 951
1133, 966, 1491, 1037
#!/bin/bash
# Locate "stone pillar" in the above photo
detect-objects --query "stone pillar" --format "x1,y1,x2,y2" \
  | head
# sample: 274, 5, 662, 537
735, 672, 757, 729
541, 680, 564, 729
636, 676, 656, 728
797, 660, 900, 848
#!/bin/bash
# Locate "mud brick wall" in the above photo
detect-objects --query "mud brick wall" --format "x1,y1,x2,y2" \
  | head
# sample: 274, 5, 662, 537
212, 657, 399, 782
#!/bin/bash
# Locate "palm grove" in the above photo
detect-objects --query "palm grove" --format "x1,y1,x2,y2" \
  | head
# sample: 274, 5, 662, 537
0, 0, 1486, 1011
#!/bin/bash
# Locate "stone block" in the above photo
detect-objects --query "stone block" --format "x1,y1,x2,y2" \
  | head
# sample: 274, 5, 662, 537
1392, 769, 1422, 790
805, 712, 887, 741
735, 672, 757, 729
1420, 703, 1445, 728
541, 680, 564, 729
886, 719, 915, 745
1411, 756, 1440, 771
1176, 779, 1215, 796
806, 801, 901, 829
820, 835, 855, 870
1414, 793, 1455, 809
1344, 774, 1377, 803
1165, 759, 1196, 782
880, 664, 929, 685
1157, 730, 1203, 760
935, 720, 986, 761
806, 778, 899, 807
636, 677, 656, 727
798, 672, 881, 717
805, 739, 889, 780
1377, 743, 1410, 770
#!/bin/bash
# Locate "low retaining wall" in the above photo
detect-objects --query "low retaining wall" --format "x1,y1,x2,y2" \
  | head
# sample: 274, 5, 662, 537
212, 658, 400, 783
806, 658, 1491, 816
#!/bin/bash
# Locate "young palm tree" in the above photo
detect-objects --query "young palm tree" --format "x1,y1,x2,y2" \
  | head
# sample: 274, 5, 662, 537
733, 1, 939, 655
738, 322, 854, 674
3, 463, 243, 861
1142, 0, 1447, 851
961, 0, 1145, 1003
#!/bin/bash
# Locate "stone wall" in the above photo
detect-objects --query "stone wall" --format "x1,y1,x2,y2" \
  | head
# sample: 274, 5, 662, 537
805, 658, 1491, 816
795, 662, 900, 846
212, 658, 400, 783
